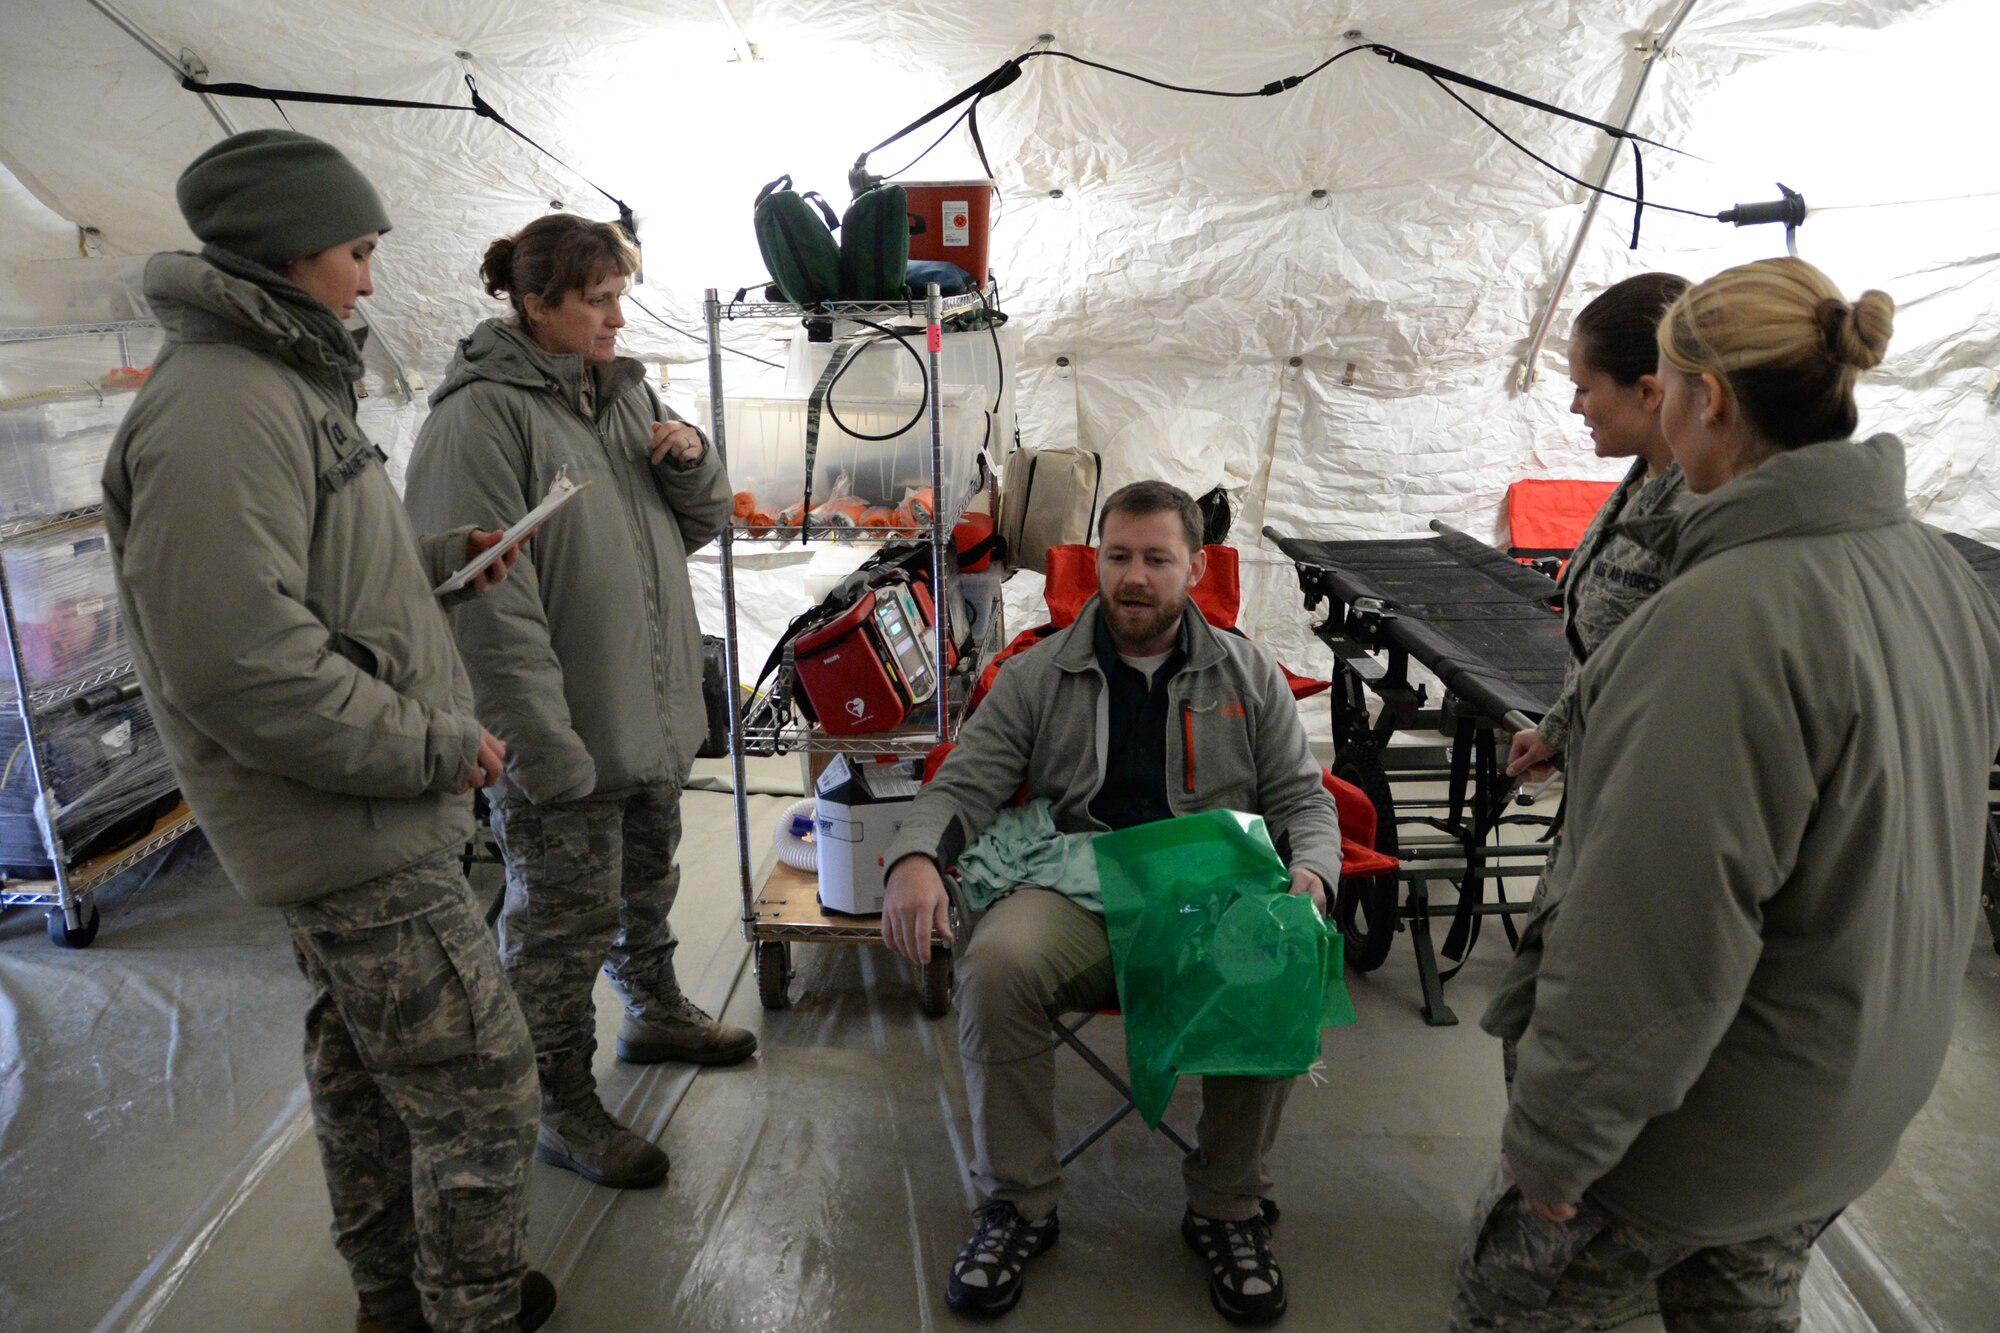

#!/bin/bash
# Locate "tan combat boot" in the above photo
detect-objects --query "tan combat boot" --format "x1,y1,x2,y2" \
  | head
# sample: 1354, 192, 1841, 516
535, 1099, 670, 1189
616, 992, 758, 1066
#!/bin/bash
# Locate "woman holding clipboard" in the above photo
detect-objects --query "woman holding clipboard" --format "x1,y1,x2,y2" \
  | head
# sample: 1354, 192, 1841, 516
406, 213, 750, 1194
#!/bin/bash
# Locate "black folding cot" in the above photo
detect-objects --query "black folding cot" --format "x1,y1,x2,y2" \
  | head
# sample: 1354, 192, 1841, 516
1269, 522, 1567, 1025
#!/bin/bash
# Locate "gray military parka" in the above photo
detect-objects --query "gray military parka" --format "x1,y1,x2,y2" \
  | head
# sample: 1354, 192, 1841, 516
103, 248, 481, 908
1507, 435, 2000, 1245
404, 319, 731, 805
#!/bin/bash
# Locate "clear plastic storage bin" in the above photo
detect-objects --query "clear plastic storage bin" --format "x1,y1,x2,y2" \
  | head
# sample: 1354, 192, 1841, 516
696, 384, 988, 536
0, 525, 125, 690
0, 387, 134, 521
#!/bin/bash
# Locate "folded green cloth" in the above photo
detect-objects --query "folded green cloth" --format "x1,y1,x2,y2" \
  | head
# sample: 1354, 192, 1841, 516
954, 799, 1103, 913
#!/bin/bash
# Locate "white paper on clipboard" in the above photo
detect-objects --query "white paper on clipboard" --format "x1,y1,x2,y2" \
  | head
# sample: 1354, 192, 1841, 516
433, 472, 591, 595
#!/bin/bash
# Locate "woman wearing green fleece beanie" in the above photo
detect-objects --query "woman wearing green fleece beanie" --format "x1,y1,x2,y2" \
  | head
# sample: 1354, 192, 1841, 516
104, 128, 557, 1332
176, 127, 391, 266
174, 128, 393, 320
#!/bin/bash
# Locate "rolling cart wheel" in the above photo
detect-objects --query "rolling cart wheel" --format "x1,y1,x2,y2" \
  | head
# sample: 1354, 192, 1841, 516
756, 940, 792, 1010
918, 947, 953, 1018
1333, 745, 1401, 974
47, 902, 101, 950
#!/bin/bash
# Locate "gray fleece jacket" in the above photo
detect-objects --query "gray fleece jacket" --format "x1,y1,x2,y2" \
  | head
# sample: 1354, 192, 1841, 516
885, 597, 1341, 893
1507, 434, 2000, 1245
102, 248, 480, 907
404, 319, 732, 803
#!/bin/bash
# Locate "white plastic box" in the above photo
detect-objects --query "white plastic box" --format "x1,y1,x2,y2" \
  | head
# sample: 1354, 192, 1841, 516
813, 753, 924, 915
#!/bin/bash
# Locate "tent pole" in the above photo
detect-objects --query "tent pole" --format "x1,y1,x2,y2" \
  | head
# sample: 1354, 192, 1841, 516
85, 0, 238, 134
1514, 0, 1700, 391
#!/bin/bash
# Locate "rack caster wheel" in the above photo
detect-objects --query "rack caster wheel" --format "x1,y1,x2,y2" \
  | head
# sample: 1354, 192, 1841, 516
918, 948, 953, 1018
756, 940, 792, 1010
47, 902, 101, 949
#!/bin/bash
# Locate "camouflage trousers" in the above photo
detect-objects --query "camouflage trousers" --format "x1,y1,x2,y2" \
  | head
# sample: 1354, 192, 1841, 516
285, 854, 539, 1332
490, 782, 685, 1110
1451, 1164, 1837, 1332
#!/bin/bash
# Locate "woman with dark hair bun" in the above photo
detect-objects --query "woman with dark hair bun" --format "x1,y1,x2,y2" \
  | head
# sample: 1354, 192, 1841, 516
1485, 274, 1691, 1136
406, 214, 752, 1194
1454, 260, 2000, 1329
1507, 271, 1691, 783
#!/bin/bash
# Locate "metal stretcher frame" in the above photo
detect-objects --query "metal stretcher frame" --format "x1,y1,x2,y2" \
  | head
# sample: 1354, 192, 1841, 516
1268, 522, 1570, 1025
1939, 533, 2000, 956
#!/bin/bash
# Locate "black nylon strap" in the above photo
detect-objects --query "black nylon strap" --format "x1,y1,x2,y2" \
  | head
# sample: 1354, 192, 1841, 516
1440, 716, 1482, 965
1628, 139, 1645, 249
180, 76, 463, 111
754, 174, 792, 210
965, 91, 997, 180
461, 75, 636, 238
862, 59, 1024, 159
800, 191, 840, 231
1371, 45, 1690, 158
801, 343, 860, 541
181, 72, 638, 240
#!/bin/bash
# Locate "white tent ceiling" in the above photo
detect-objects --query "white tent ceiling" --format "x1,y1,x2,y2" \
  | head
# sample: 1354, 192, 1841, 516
3, 0, 1997, 673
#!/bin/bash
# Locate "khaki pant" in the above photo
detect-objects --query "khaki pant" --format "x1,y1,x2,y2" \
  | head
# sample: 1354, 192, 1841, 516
286, 855, 539, 1332
956, 887, 1290, 1223
1451, 1165, 1836, 1332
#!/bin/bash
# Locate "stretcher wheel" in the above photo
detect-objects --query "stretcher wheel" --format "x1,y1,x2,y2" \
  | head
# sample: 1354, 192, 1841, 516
47, 902, 100, 949
918, 948, 953, 1018
1332, 746, 1400, 974
756, 940, 792, 1010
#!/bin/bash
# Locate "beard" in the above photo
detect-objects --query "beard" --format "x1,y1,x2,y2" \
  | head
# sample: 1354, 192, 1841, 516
1100, 587, 1187, 647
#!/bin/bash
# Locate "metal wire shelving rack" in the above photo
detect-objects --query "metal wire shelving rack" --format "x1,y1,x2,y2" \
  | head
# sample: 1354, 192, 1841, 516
703, 284, 1001, 1013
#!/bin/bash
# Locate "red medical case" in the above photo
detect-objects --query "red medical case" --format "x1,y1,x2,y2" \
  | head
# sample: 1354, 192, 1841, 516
793, 580, 940, 734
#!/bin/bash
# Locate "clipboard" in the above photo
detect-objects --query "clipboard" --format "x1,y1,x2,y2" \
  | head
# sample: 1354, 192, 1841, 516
434, 472, 591, 595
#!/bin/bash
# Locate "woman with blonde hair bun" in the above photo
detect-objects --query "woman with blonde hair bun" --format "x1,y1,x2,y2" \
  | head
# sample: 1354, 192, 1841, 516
1454, 255, 2000, 1331
1655, 255, 1897, 488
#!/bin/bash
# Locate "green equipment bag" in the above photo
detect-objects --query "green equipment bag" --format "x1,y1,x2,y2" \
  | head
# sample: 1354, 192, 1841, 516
837, 183, 920, 301
1095, 809, 1356, 1127
754, 174, 842, 307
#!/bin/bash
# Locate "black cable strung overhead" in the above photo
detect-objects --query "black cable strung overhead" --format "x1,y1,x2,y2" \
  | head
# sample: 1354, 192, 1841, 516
850, 41, 1792, 249
181, 36, 1805, 272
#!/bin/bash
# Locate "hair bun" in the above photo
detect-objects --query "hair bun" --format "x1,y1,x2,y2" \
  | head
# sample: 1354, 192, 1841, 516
1816, 293, 1893, 371
1843, 289, 1895, 371
479, 236, 517, 300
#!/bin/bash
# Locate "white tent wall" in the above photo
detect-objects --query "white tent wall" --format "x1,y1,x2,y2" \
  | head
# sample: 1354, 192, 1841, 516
1, 0, 1996, 679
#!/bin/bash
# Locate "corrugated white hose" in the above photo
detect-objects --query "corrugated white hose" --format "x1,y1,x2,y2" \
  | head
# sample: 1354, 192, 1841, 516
774, 797, 817, 871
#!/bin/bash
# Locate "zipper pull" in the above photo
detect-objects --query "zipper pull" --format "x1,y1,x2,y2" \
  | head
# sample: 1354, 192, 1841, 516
1182, 702, 1195, 793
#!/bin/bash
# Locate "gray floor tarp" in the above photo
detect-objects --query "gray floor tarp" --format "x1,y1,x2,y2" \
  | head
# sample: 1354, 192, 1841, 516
2, 759, 1994, 1331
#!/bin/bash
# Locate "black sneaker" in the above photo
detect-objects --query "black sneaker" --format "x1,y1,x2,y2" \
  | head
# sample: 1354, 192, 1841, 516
945, 1202, 1060, 1317
1182, 1207, 1287, 1325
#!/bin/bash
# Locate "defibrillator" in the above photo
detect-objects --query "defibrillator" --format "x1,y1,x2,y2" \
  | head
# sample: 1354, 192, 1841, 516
791, 579, 941, 734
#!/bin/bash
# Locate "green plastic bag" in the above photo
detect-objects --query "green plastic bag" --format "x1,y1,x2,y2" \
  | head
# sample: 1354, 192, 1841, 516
1094, 809, 1356, 1128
